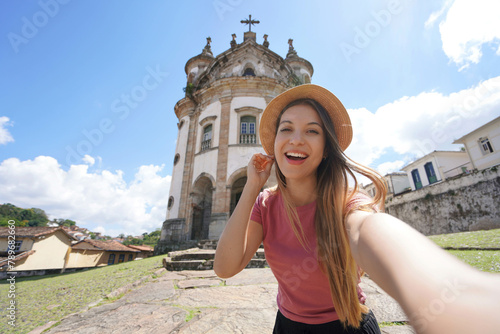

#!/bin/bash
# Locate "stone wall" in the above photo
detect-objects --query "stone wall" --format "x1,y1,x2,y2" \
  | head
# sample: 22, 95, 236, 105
386, 167, 500, 235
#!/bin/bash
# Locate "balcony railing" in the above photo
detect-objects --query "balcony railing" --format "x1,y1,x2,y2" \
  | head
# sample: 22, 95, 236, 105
201, 139, 211, 151
240, 134, 257, 144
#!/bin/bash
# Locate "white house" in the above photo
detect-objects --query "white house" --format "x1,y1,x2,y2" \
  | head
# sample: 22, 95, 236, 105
364, 172, 410, 199
453, 116, 500, 171
401, 151, 472, 191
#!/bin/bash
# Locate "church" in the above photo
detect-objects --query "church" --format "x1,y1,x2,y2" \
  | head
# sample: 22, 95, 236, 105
156, 17, 314, 253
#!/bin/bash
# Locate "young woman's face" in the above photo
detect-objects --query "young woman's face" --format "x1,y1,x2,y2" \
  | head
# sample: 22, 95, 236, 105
274, 103, 326, 183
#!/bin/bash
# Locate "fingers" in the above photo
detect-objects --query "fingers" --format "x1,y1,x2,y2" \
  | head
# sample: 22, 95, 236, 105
252, 153, 274, 173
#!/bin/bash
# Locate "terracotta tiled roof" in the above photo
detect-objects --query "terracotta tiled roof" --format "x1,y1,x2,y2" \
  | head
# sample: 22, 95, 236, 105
0, 250, 36, 268
71, 241, 98, 250
71, 240, 139, 252
0, 227, 77, 240
126, 245, 154, 252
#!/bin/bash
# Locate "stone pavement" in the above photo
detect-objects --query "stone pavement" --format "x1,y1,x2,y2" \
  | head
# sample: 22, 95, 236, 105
31, 268, 415, 334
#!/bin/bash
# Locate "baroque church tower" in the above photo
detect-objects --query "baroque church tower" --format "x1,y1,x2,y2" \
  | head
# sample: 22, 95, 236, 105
157, 18, 313, 253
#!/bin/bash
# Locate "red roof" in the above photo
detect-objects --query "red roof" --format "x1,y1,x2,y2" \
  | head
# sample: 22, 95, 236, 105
71, 239, 139, 252
126, 245, 154, 252
0, 227, 77, 240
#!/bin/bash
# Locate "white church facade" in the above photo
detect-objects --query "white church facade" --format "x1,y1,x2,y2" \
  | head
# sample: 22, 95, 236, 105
156, 21, 314, 253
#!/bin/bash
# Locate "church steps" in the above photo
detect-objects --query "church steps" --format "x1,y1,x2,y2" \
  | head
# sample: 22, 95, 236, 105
162, 248, 267, 271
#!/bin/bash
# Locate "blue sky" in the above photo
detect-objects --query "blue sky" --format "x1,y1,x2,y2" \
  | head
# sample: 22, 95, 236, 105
1, 0, 499, 237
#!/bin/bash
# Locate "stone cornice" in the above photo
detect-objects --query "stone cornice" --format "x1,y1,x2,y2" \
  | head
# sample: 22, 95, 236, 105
174, 97, 196, 120
199, 115, 217, 127
193, 76, 288, 104
234, 106, 263, 114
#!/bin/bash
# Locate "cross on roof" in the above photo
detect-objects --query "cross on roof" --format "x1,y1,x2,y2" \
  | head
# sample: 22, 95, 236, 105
241, 14, 260, 32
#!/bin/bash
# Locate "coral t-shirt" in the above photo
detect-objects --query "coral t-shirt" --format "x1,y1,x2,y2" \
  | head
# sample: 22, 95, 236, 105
250, 189, 369, 324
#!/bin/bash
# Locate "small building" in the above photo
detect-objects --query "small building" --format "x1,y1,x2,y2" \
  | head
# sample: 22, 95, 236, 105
0, 227, 77, 277
401, 151, 472, 191
364, 172, 411, 199
453, 116, 500, 171
126, 245, 154, 259
66, 239, 140, 268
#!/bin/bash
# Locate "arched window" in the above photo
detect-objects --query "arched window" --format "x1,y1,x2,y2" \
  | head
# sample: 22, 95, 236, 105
243, 68, 255, 76
240, 116, 256, 144
168, 196, 174, 210
201, 124, 212, 151
173, 154, 180, 166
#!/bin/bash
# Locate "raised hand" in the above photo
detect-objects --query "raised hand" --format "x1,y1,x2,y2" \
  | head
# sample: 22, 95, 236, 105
247, 153, 274, 190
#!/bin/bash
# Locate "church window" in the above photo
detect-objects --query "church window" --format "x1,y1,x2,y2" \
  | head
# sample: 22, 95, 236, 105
240, 116, 256, 144
173, 154, 180, 166
168, 196, 174, 210
201, 124, 212, 151
243, 68, 255, 76
479, 137, 494, 155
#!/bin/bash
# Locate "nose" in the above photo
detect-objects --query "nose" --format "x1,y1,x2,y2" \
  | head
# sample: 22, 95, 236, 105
289, 130, 304, 145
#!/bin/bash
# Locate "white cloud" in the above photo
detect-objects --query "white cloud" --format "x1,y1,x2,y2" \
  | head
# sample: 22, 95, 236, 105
345, 76, 500, 170
424, 0, 453, 29
82, 154, 95, 166
0, 156, 171, 237
0, 116, 14, 145
434, 0, 500, 69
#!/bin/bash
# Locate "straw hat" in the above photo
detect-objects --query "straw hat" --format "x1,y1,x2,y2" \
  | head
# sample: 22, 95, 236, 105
259, 84, 353, 155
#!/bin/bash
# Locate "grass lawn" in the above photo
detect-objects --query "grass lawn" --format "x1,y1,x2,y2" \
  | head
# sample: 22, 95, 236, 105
0, 255, 165, 334
428, 229, 500, 273
447, 250, 500, 272
428, 228, 500, 249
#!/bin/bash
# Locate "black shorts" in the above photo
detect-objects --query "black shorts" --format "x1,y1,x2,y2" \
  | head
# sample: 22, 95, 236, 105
273, 309, 381, 334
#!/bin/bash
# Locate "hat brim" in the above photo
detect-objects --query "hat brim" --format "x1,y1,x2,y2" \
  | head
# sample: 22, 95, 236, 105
259, 84, 353, 155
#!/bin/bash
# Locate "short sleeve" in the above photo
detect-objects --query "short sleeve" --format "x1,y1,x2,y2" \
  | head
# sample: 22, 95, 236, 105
250, 192, 264, 224
346, 192, 379, 214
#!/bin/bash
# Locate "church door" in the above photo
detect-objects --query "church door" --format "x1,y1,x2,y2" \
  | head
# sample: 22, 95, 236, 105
201, 199, 211, 239
191, 204, 203, 240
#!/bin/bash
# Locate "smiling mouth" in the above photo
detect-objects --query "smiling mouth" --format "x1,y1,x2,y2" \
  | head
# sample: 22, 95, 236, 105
285, 152, 308, 161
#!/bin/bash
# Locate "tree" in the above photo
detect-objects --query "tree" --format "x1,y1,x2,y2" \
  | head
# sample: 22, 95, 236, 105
51, 218, 76, 227
0, 204, 48, 227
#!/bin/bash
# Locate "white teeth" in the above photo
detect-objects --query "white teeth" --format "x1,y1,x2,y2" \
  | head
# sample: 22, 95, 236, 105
286, 152, 307, 158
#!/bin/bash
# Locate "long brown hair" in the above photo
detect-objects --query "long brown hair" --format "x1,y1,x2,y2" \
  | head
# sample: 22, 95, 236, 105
273, 99, 387, 328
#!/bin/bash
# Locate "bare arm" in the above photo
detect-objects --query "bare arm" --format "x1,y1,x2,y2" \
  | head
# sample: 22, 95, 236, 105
347, 211, 500, 334
214, 153, 274, 278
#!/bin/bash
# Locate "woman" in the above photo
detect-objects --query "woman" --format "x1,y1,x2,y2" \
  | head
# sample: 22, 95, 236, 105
214, 84, 500, 334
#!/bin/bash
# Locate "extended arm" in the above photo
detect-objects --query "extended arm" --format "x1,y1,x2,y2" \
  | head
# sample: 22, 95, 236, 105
213, 154, 274, 278
347, 211, 500, 334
